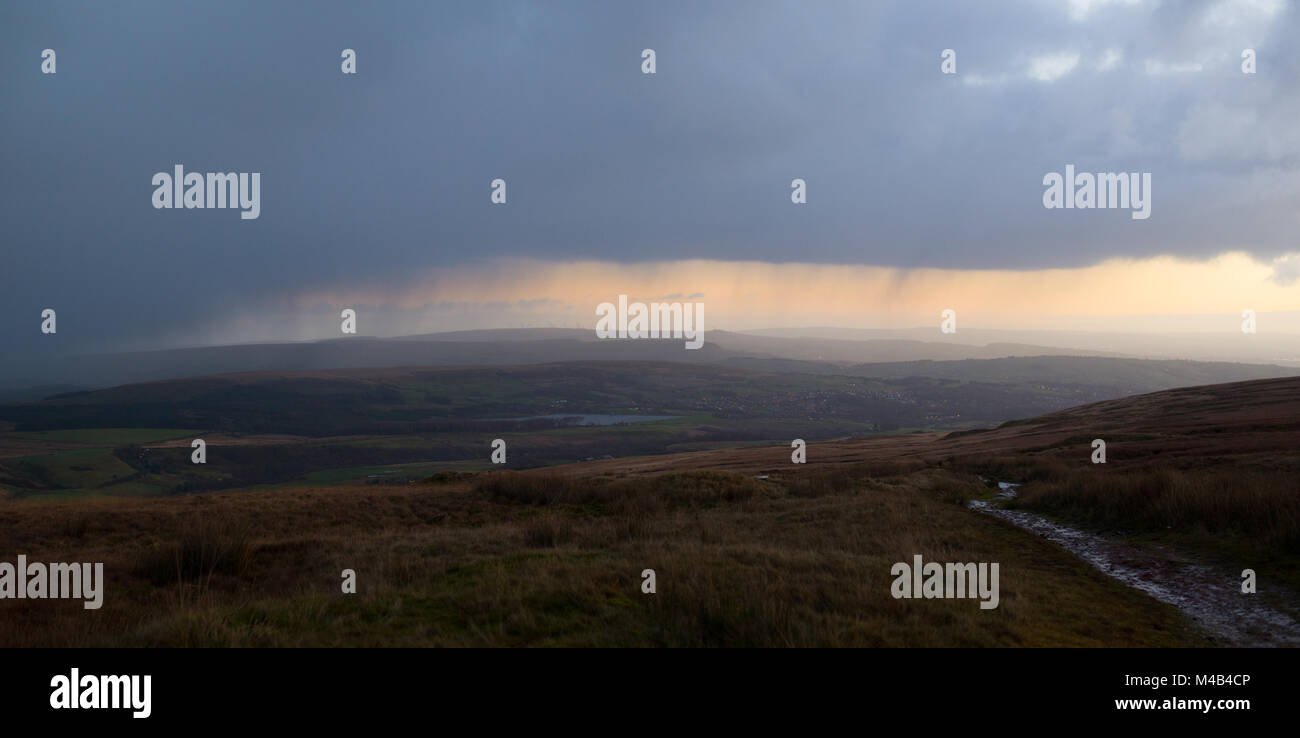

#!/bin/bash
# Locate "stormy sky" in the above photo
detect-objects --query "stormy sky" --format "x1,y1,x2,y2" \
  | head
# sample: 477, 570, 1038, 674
2, 0, 1298, 358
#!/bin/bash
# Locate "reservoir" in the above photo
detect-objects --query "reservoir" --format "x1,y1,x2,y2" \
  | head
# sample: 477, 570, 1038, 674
496, 414, 680, 426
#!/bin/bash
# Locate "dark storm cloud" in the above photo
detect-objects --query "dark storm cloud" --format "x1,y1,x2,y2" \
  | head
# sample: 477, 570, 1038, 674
1, 0, 1296, 357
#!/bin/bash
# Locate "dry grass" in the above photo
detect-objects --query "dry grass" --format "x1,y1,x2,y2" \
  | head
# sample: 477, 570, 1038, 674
520, 512, 576, 548
0, 464, 1207, 647
474, 469, 768, 509
1011, 467, 1300, 554
132, 515, 256, 588
947, 452, 1300, 555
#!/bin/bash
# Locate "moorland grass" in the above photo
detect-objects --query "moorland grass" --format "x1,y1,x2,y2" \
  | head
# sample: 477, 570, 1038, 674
0, 465, 1207, 647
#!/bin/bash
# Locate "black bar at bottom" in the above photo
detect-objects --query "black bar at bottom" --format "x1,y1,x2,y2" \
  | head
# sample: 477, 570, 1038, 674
0, 647, 1286, 726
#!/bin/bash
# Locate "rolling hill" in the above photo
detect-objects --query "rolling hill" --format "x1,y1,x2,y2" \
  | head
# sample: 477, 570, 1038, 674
0, 327, 1148, 392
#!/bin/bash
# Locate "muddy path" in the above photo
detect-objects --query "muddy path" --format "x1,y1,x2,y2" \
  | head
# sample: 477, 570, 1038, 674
970, 482, 1300, 647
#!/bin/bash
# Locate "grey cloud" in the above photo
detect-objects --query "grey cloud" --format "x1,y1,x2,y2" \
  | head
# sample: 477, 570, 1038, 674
0, 0, 1296, 356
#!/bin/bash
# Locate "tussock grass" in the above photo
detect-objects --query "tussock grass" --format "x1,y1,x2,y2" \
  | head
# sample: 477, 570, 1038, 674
1012, 467, 1300, 554
474, 470, 767, 509
949, 452, 1300, 571
131, 515, 256, 587
520, 512, 576, 548
780, 460, 926, 498
0, 465, 1209, 647
947, 454, 1070, 485
61, 513, 92, 540
473, 472, 582, 505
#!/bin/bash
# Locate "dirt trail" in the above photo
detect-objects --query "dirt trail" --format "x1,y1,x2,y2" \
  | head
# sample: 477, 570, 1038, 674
970, 482, 1300, 647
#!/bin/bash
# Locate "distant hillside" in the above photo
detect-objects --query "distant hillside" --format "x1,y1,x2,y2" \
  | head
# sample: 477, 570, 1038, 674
741, 326, 1300, 367
3, 327, 1139, 391
726, 355, 1300, 395
3, 354, 1296, 437
7, 359, 1178, 498
710, 332, 1119, 363
4, 335, 731, 391
0, 361, 1116, 437
540, 375, 1300, 479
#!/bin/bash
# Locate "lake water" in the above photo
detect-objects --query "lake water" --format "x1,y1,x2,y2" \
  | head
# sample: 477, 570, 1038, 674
498, 414, 680, 426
